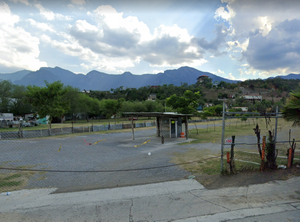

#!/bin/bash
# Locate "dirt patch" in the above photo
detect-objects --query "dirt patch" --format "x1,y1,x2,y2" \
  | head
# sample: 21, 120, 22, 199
194, 166, 300, 189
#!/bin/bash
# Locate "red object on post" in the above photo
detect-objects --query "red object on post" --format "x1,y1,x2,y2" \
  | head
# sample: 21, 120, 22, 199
227, 152, 230, 163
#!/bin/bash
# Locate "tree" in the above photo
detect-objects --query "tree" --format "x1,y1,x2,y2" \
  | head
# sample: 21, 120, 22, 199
166, 90, 201, 114
102, 98, 124, 127
0, 80, 13, 113
282, 89, 300, 126
9, 85, 33, 116
25, 81, 69, 128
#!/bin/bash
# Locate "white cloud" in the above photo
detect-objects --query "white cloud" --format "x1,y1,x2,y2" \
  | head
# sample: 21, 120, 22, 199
219, 0, 300, 37
0, 2, 47, 70
34, 3, 55, 20
227, 38, 249, 52
152, 69, 164, 74
227, 73, 236, 80
54, 5, 207, 71
216, 69, 225, 76
27, 19, 56, 32
34, 3, 72, 21
214, 5, 235, 23
93, 5, 152, 42
153, 24, 191, 43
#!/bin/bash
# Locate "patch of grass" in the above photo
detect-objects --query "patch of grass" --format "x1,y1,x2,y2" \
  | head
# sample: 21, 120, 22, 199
0, 163, 49, 192
0, 180, 22, 187
171, 147, 278, 175
185, 118, 300, 145
0, 172, 28, 190
2, 174, 22, 180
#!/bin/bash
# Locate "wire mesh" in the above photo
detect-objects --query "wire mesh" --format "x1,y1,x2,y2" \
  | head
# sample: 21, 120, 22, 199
222, 113, 300, 172
0, 121, 202, 194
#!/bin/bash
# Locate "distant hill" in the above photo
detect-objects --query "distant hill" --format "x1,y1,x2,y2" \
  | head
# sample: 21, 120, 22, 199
268, 73, 300, 80
0, 70, 31, 82
3, 67, 300, 91
10, 66, 239, 90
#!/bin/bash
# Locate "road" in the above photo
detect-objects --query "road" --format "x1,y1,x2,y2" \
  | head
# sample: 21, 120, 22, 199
0, 177, 299, 221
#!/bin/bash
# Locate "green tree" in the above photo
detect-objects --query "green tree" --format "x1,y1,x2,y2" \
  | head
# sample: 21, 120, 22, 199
166, 90, 201, 114
0, 80, 13, 113
9, 85, 33, 116
282, 89, 300, 126
102, 98, 124, 127
25, 81, 69, 128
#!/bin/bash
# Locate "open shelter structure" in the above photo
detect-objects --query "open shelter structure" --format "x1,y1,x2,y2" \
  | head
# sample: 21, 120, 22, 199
123, 112, 194, 142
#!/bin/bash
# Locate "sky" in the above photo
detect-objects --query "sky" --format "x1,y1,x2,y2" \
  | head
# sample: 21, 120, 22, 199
0, 0, 300, 80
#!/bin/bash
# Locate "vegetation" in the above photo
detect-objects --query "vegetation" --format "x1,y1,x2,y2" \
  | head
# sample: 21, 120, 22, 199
282, 89, 300, 126
166, 90, 201, 114
1, 76, 300, 125
25, 81, 69, 127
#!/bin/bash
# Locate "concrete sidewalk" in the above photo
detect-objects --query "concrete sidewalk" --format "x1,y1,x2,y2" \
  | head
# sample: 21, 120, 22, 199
1, 177, 300, 222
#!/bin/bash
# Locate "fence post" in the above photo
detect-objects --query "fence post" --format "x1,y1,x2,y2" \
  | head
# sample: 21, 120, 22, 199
261, 136, 266, 171
230, 135, 236, 173
72, 121, 74, 134
221, 102, 225, 173
274, 106, 278, 150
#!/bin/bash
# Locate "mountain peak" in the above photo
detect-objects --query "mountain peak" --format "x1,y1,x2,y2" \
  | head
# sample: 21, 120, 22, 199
123, 71, 133, 75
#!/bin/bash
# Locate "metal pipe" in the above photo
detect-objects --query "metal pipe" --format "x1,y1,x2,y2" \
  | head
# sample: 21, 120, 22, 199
221, 102, 225, 173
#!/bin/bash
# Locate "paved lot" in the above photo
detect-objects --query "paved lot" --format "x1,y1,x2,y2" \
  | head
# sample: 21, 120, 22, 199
1, 128, 202, 192
1, 123, 298, 193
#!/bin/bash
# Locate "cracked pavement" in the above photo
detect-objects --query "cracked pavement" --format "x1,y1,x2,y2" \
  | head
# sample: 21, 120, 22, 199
1, 177, 299, 221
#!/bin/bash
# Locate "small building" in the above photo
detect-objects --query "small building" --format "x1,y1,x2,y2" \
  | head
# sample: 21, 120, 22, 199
243, 95, 262, 103
197, 75, 209, 83
0, 113, 13, 121
213, 81, 219, 87
124, 112, 193, 140
232, 107, 248, 112
148, 93, 157, 101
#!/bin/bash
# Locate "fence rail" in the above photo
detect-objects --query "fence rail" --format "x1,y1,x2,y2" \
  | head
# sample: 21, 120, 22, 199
0, 122, 157, 140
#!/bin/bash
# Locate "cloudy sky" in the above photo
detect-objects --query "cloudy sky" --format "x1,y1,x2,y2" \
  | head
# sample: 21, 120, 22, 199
0, 0, 300, 80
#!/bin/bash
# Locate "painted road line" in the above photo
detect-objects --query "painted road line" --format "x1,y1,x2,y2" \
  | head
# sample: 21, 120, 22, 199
94, 139, 106, 145
58, 143, 62, 152
135, 140, 151, 147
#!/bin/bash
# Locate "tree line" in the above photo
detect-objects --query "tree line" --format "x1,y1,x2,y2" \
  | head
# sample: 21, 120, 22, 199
0, 78, 299, 126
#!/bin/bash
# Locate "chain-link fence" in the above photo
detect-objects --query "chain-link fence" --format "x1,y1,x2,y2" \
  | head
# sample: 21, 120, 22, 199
221, 105, 300, 172
1, 120, 203, 194
0, 122, 156, 140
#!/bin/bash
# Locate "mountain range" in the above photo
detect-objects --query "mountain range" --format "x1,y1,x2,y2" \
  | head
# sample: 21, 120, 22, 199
0, 66, 299, 91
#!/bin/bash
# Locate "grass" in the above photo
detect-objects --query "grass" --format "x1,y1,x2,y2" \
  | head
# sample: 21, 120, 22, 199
172, 148, 262, 175
182, 118, 300, 145
0, 163, 50, 192
0, 171, 34, 192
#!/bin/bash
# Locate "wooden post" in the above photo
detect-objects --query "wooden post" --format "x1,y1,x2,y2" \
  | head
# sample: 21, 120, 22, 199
230, 135, 236, 173
72, 121, 74, 134
288, 148, 292, 168
131, 115, 134, 140
261, 136, 266, 171
160, 117, 163, 144
185, 116, 188, 140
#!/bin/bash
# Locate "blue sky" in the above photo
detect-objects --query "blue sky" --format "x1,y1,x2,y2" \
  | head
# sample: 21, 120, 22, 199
0, 0, 300, 81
